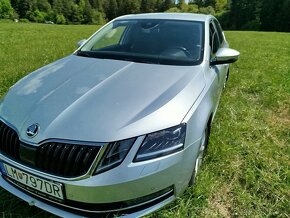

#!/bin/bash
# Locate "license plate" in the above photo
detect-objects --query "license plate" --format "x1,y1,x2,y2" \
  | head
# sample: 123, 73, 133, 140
2, 163, 64, 201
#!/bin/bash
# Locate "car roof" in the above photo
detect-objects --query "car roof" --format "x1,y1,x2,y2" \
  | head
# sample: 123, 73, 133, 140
115, 13, 213, 22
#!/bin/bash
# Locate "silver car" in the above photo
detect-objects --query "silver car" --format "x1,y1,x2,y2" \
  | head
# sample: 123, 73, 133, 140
0, 13, 239, 217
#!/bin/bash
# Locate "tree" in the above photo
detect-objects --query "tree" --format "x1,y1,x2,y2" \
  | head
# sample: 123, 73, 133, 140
161, 0, 174, 11
37, 0, 51, 12
82, 0, 94, 23
199, 5, 215, 14
3, 0, 287, 31
203, 0, 216, 7
69, 3, 82, 23
260, 0, 290, 32
280, 0, 290, 32
187, 4, 199, 13
52, 0, 72, 19
89, 0, 103, 11
115, 0, 124, 16
189, 0, 202, 7
166, 7, 181, 12
105, 0, 117, 20
123, 0, 140, 14
229, 0, 262, 30
215, 0, 228, 13
177, 0, 188, 11
140, 0, 147, 12
0, 0, 14, 18
141, 0, 157, 13
11, 0, 33, 18
260, 0, 278, 31
28, 9, 46, 22
93, 10, 105, 24
55, 13, 66, 24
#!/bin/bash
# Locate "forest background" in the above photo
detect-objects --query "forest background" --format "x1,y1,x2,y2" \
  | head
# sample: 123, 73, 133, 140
0, 0, 289, 32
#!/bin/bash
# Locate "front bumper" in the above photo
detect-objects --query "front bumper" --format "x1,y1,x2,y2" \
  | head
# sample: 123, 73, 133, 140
0, 175, 175, 217
0, 136, 201, 217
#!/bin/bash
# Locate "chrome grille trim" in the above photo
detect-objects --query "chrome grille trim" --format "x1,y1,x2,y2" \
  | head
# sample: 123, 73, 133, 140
35, 142, 101, 177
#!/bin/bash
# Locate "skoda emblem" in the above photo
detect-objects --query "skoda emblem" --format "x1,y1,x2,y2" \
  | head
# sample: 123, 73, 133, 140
26, 124, 39, 138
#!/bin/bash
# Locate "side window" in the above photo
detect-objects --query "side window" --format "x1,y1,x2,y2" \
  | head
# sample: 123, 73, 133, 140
213, 19, 224, 45
209, 23, 220, 54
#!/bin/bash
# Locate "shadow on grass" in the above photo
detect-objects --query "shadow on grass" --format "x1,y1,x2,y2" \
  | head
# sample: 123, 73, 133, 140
0, 188, 56, 218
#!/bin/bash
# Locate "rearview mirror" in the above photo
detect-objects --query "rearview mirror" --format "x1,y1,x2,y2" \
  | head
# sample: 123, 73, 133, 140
77, 39, 87, 48
210, 48, 240, 65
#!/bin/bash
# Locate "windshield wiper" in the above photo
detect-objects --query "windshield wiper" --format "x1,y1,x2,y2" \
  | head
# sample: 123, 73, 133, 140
75, 50, 94, 58
75, 51, 194, 66
76, 50, 158, 64
122, 57, 157, 64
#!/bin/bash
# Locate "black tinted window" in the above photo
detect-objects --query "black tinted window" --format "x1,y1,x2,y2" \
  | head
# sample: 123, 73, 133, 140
210, 23, 219, 54
213, 19, 224, 44
79, 19, 205, 66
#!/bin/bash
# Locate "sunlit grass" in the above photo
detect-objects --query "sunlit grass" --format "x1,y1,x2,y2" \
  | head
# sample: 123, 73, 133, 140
0, 23, 289, 217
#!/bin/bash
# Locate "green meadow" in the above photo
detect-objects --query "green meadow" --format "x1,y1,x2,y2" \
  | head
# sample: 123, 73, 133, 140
0, 22, 289, 217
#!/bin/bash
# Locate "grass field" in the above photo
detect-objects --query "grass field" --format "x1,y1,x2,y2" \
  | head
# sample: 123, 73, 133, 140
0, 22, 289, 218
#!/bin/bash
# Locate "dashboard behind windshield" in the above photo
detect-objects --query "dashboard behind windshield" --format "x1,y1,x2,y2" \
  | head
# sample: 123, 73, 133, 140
79, 19, 204, 66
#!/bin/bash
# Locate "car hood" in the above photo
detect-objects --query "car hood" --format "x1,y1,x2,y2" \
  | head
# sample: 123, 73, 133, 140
0, 55, 205, 143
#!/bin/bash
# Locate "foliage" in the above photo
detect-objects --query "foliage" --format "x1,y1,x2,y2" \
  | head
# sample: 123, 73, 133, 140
104, 0, 117, 21
0, 22, 289, 218
8, 0, 106, 24
217, 0, 290, 32
199, 6, 215, 15
187, 4, 199, 13
0, 0, 14, 18
55, 13, 65, 24
27, 9, 46, 23
260, 0, 290, 32
19, 18, 29, 22
2, 0, 290, 31
215, 0, 228, 12
166, 7, 181, 12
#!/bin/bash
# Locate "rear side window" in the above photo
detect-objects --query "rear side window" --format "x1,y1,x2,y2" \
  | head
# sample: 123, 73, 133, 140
209, 23, 220, 54
213, 19, 224, 45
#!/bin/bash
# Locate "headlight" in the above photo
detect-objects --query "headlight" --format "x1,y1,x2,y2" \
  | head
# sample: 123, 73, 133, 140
134, 124, 186, 162
95, 138, 136, 174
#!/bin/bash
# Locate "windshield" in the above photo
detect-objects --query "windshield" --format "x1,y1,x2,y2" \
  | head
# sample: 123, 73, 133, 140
78, 19, 204, 66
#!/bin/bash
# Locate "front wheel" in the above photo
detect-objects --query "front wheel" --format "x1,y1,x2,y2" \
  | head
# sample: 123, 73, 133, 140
189, 125, 210, 186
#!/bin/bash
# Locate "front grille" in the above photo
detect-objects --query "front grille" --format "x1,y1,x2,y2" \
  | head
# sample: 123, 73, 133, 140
0, 120, 101, 178
0, 121, 20, 160
35, 142, 101, 177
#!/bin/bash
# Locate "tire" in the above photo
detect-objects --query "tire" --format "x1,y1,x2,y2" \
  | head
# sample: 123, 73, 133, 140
189, 124, 210, 186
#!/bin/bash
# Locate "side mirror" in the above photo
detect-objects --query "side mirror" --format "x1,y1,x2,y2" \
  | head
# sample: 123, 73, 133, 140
210, 48, 240, 65
77, 39, 87, 48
